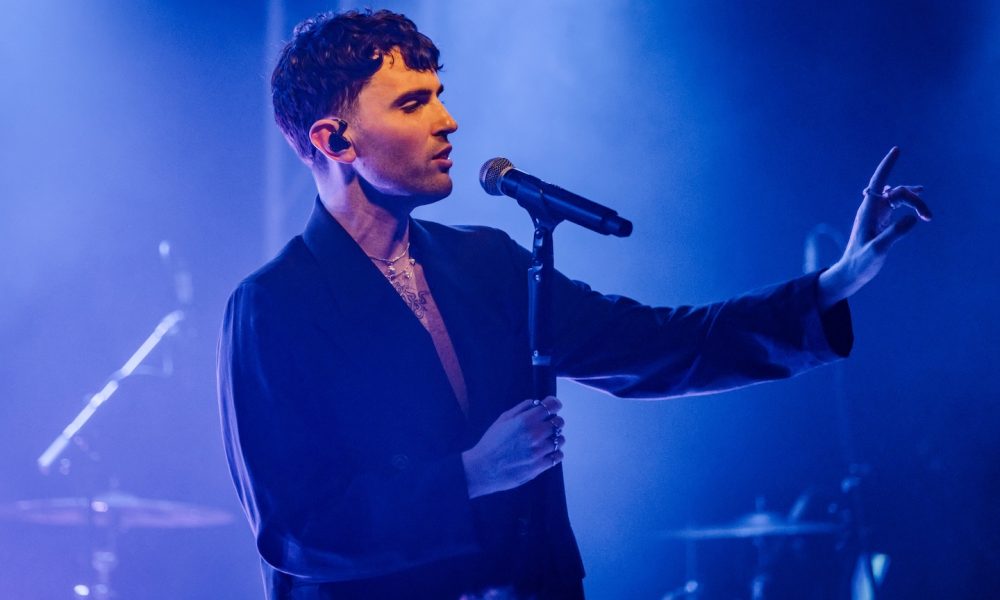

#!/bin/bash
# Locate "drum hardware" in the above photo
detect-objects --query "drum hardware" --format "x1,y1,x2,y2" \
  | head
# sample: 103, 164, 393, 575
658, 494, 845, 600
2, 490, 232, 599
22, 244, 216, 599
0, 491, 234, 529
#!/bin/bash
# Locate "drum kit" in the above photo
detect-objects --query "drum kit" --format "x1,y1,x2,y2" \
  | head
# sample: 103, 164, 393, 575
0, 491, 233, 599
3, 257, 235, 599
656, 485, 887, 600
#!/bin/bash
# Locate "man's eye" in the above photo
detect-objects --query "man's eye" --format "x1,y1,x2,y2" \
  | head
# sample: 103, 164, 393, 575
401, 102, 421, 113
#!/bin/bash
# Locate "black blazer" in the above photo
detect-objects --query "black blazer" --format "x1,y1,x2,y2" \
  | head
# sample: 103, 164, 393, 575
217, 200, 852, 599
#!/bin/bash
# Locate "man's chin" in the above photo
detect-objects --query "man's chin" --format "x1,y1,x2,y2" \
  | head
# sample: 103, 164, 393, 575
357, 175, 451, 208
414, 180, 453, 205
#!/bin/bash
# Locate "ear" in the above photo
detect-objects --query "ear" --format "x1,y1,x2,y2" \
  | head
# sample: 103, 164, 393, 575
309, 118, 356, 164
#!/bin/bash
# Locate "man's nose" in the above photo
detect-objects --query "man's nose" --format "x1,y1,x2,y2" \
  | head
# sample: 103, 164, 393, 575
434, 103, 458, 136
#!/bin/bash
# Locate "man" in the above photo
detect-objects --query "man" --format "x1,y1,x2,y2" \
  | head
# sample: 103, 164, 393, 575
217, 9, 931, 600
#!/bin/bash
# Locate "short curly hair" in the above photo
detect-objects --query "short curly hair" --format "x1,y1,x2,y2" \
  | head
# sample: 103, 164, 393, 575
271, 9, 443, 169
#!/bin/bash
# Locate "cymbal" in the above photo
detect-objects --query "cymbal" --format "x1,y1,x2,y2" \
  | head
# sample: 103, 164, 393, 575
660, 511, 842, 541
0, 491, 234, 529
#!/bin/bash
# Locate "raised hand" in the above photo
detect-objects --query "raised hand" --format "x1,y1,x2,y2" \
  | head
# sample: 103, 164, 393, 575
461, 396, 566, 499
818, 147, 933, 309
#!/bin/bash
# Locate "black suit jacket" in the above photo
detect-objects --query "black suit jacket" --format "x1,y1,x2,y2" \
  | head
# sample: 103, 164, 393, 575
217, 200, 852, 599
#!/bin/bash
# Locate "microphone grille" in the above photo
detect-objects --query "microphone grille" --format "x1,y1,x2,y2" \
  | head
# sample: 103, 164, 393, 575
479, 157, 513, 196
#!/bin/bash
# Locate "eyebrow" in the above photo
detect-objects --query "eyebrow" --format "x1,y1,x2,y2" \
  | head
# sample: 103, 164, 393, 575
391, 84, 445, 108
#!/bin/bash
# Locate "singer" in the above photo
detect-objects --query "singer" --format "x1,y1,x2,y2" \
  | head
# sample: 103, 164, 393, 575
217, 9, 931, 600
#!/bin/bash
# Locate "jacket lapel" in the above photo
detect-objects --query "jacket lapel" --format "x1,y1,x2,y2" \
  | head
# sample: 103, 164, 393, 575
410, 220, 529, 439
300, 199, 466, 447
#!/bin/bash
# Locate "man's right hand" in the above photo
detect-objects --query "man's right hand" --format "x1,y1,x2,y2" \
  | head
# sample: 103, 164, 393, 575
461, 396, 566, 499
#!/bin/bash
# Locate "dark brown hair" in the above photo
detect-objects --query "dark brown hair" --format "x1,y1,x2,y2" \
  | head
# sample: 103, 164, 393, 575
271, 9, 443, 169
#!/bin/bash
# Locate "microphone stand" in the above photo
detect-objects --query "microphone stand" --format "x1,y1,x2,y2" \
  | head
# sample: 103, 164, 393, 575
529, 215, 558, 401
37, 309, 185, 473
34, 240, 191, 599
34, 309, 184, 600
511, 175, 631, 591
516, 194, 560, 594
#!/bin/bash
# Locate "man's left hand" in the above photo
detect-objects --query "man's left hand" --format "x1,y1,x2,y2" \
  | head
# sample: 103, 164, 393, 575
818, 146, 933, 309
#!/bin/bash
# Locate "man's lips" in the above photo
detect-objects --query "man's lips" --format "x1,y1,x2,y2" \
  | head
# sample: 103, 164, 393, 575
432, 146, 452, 160
432, 146, 453, 170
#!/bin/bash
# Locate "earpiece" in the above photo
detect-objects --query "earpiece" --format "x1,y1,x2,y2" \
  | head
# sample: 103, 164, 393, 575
327, 119, 351, 152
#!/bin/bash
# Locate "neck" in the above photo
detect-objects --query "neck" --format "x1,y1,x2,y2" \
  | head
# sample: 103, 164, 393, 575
314, 166, 413, 260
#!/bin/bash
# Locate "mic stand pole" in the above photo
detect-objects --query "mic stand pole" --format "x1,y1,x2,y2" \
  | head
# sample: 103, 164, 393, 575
529, 215, 559, 400
521, 200, 562, 592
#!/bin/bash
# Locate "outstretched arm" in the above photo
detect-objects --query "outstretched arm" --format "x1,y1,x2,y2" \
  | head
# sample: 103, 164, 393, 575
818, 147, 933, 309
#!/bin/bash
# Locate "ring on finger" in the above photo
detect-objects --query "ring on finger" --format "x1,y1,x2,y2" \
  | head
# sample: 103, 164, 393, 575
533, 398, 552, 416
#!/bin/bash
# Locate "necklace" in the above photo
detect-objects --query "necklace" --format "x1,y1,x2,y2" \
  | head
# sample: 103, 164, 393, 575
367, 243, 409, 266
368, 243, 428, 319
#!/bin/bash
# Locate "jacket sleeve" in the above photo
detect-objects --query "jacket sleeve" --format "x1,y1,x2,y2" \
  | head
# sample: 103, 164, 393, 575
500, 234, 853, 399
217, 280, 480, 583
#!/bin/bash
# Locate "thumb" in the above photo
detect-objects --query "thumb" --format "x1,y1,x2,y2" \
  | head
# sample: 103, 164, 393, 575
872, 215, 919, 254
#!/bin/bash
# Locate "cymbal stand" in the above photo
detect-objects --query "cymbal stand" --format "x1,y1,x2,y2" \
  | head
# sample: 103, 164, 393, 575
35, 309, 184, 599
804, 225, 884, 598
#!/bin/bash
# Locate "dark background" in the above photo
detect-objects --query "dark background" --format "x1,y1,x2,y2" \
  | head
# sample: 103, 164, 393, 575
1, 1, 996, 597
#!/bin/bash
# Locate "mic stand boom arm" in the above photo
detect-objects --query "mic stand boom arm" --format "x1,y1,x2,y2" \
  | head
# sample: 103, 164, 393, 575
36, 309, 185, 473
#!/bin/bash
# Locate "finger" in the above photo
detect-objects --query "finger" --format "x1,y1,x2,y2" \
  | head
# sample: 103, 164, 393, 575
539, 396, 563, 414
871, 214, 919, 254
531, 429, 566, 454
887, 187, 933, 221
503, 398, 540, 419
529, 397, 562, 421
528, 415, 564, 441
867, 146, 900, 194
903, 185, 924, 193
527, 449, 562, 477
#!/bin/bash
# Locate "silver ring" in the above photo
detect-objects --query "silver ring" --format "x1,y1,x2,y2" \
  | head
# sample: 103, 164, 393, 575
863, 187, 886, 199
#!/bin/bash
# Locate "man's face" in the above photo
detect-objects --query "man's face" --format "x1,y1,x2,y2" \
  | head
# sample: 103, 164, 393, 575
346, 50, 458, 204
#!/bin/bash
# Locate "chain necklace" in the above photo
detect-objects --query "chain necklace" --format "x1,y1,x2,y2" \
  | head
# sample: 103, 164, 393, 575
367, 242, 428, 319
367, 242, 412, 279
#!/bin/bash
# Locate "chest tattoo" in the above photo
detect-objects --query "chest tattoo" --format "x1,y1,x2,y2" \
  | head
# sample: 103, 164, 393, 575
390, 278, 430, 320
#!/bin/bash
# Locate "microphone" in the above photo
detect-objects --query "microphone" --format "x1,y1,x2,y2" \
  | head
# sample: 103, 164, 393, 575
479, 157, 632, 237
